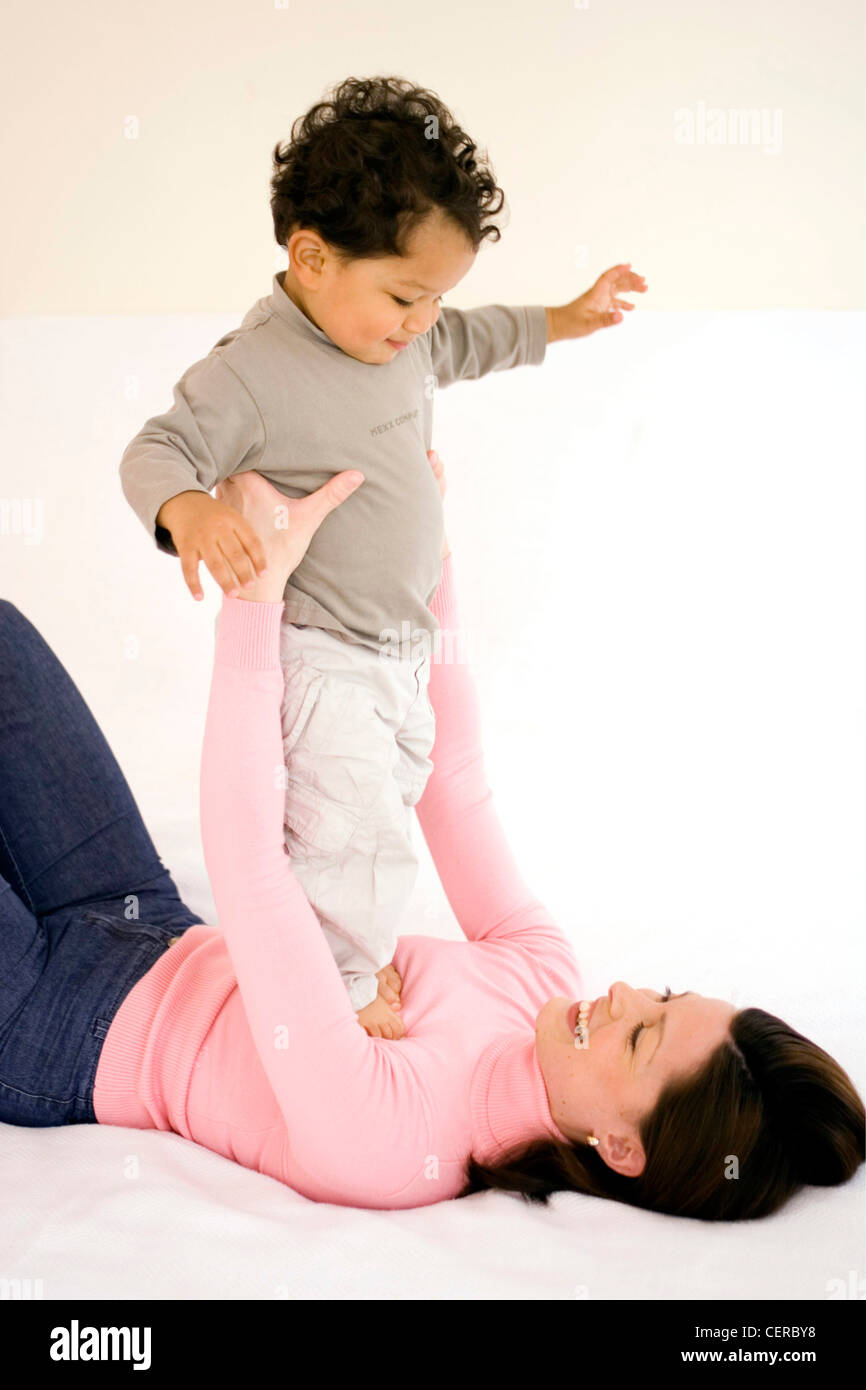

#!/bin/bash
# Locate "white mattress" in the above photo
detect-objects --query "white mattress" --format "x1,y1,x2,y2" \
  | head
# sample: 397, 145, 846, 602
1, 309, 863, 1298
2, 1130, 861, 1301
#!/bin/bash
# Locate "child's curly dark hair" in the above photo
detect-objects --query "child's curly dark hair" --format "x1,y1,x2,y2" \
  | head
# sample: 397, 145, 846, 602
269, 75, 506, 263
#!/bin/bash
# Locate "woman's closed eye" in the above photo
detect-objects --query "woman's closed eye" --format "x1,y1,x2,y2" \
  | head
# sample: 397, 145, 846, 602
629, 985, 673, 1050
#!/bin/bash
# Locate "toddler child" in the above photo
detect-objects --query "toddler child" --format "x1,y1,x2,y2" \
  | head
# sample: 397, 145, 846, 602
118, 74, 646, 1038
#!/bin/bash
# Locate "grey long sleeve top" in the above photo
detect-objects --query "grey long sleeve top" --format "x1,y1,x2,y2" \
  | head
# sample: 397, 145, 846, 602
119, 270, 548, 654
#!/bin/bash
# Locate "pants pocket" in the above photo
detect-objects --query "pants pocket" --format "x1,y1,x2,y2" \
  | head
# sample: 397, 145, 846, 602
281, 664, 329, 759
282, 776, 361, 858
395, 681, 437, 807
280, 675, 394, 858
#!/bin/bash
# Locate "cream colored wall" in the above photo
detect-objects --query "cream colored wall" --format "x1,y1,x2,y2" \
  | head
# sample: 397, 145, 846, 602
2, 0, 862, 313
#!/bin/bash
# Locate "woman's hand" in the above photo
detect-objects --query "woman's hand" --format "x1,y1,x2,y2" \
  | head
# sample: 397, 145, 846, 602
213, 469, 365, 603
427, 450, 450, 559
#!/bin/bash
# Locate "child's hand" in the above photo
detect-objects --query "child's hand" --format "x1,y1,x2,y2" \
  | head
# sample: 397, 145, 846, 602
356, 993, 406, 1041
548, 263, 648, 342
156, 490, 269, 602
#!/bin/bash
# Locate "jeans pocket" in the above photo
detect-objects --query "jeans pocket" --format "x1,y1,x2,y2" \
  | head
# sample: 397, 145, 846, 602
79, 910, 175, 949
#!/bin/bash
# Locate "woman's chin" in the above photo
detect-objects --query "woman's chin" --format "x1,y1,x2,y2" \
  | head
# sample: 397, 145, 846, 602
536, 996, 570, 1038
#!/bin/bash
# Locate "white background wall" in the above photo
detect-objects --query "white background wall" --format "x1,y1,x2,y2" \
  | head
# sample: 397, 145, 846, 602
1, 3, 863, 1084
1, 0, 862, 312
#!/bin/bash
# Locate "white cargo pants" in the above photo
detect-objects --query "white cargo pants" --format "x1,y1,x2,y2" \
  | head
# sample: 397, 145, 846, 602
276, 618, 435, 1012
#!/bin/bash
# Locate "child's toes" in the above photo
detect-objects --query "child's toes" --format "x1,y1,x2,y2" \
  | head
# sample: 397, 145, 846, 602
376, 963, 402, 997
376, 979, 397, 1007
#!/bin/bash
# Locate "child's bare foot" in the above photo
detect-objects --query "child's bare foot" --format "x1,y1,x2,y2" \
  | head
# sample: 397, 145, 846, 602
356, 994, 406, 1040
376, 962, 403, 1010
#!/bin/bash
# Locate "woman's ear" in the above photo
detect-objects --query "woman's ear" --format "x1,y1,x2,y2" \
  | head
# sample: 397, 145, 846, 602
597, 1129, 646, 1178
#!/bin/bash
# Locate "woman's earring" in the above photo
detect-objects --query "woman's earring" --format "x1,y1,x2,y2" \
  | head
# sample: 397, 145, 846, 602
587, 1135, 599, 1147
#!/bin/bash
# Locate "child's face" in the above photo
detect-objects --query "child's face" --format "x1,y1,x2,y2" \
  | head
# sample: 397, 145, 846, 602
286, 208, 478, 364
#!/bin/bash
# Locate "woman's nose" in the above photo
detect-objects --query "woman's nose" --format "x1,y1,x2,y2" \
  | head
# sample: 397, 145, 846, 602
608, 981, 642, 1017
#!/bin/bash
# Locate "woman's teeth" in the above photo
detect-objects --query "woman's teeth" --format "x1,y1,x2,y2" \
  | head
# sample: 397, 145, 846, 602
574, 999, 592, 1049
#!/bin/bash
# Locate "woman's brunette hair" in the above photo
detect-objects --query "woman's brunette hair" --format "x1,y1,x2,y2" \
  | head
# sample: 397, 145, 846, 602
270, 75, 505, 261
458, 1008, 865, 1220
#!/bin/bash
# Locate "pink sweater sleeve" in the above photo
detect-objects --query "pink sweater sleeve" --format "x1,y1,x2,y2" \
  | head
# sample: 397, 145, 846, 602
419, 555, 576, 960
199, 592, 430, 1198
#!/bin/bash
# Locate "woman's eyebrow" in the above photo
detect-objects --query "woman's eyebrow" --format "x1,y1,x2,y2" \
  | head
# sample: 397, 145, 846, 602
648, 992, 694, 1064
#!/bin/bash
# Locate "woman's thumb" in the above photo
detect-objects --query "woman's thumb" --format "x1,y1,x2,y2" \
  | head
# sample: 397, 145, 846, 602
306, 470, 365, 527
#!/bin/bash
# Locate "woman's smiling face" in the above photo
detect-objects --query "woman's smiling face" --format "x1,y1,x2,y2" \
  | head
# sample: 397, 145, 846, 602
535, 983, 736, 1177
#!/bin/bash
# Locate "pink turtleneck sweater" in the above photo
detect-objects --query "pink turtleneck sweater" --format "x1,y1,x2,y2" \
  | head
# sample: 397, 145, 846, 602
93, 554, 584, 1208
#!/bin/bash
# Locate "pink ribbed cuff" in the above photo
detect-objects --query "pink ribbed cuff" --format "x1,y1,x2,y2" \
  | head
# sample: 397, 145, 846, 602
215, 594, 284, 669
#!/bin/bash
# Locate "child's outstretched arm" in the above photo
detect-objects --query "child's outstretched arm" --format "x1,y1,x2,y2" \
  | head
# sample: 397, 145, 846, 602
426, 264, 647, 390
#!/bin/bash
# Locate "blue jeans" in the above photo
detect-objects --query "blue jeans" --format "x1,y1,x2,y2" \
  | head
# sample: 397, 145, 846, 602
0, 600, 205, 1127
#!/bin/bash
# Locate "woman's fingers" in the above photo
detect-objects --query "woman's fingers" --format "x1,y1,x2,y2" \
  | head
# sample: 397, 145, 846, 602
427, 450, 446, 499
215, 468, 364, 588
